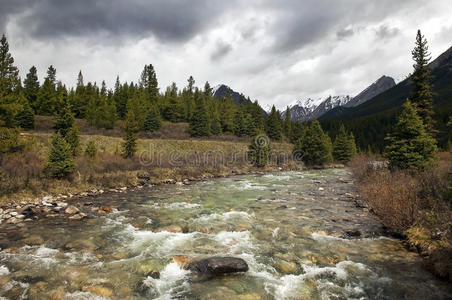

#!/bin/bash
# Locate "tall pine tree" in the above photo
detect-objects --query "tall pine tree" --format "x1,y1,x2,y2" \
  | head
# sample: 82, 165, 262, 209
265, 105, 282, 140
333, 124, 357, 163
189, 92, 210, 137
409, 30, 435, 134
23, 66, 40, 112
283, 106, 292, 138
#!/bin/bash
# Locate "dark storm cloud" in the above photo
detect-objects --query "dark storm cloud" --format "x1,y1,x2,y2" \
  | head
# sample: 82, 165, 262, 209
1, 0, 235, 42
263, 0, 423, 53
210, 40, 232, 61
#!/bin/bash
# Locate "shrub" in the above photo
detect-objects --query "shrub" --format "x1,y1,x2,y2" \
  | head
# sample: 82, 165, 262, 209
248, 134, 271, 168
84, 141, 97, 158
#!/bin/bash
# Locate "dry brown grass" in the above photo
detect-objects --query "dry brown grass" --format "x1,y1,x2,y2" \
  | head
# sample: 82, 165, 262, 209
350, 152, 452, 281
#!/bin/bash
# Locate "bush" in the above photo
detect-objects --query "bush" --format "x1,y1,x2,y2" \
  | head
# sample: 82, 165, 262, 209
84, 140, 97, 158
248, 134, 271, 168
0, 127, 22, 153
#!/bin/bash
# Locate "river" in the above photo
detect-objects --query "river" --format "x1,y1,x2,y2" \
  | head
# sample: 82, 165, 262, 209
0, 169, 451, 299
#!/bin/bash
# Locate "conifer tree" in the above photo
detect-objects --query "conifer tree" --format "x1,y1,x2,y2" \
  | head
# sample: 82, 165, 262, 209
44, 133, 76, 179
140, 64, 159, 104
0, 34, 23, 153
243, 113, 256, 136
23, 66, 40, 112
36, 65, 58, 115
283, 106, 292, 138
209, 105, 222, 135
233, 111, 246, 136
53, 90, 79, 155
251, 101, 265, 133
384, 100, 437, 170
84, 140, 97, 158
143, 105, 162, 132
293, 120, 333, 166
248, 135, 271, 168
189, 93, 210, 137
333, 124, 357, 163
265, 105, 282, 140
16, 97, 35, 130
409, 30, 435, 134
122, 108, 139, 158
164, 82, 184, 122
290, 121, 306, 144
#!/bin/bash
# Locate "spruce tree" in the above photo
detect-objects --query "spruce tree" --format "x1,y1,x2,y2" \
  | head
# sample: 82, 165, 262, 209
283, 106, 292, 138
248, 135, 271, 168
210, 106, 222, 135
16, 97, 35, 130
23, 66, 40, 112
409, 30, 435, 134
384, 100, 437, 170
243, 113, 256, 136
293, 120, 333, 166
140, 64, 159, 104
164, 82, 184, 122
233, 111, 246, 136
290, 121, 306, 144
36, 66, 58, 115
265, 105, 282, 140
53, 91, 79, 155
143, 105, 162, 132
44, 133, 76, 179
122, 109, 139, 158
0, 34, 22, 153
333, 124, 357, 163
189, 94, 210, 137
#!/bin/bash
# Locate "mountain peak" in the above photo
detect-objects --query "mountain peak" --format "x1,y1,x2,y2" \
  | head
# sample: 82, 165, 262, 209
344, 75, 395, 108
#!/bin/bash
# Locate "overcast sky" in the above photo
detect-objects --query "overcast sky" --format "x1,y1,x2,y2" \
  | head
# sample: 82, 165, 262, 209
1, 0, 451, 109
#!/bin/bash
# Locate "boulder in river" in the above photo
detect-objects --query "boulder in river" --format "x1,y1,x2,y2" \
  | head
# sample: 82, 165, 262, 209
185, 257, 249, 280
64, 206, 79, 215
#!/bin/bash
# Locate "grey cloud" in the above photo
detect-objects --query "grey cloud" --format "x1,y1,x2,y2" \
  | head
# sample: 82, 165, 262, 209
210, 40, 232, 60
336, 28, 354, 40
375, 25, 400, 39
1, 0, 235, 43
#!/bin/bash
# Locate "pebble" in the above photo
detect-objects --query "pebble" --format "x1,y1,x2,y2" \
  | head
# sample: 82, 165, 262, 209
65, 206, 80, 215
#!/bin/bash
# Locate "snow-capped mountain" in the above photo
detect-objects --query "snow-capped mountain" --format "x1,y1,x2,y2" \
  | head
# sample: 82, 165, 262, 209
285, 75, 395, 122
284, 95, 351, 122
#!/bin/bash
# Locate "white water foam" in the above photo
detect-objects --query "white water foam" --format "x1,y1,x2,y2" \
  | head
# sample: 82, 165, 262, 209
193, 211, 253, 224
143, 262, 191, 300
0, 266, 9, 276
63, 291, 109, 300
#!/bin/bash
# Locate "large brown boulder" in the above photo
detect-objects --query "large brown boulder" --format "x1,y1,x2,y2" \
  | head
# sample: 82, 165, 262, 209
185, 257, 248, 280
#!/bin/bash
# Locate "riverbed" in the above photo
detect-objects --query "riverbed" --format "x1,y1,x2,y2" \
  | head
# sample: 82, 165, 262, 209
0, 169, 451, 299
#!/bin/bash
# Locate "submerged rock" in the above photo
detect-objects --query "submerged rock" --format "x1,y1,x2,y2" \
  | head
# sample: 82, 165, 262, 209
64, 206, 79, 215
185, 257, 248, 279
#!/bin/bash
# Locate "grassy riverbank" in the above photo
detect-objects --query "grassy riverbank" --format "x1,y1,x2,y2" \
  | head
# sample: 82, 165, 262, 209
350, 153, 452, 282
0, 129, 298, 204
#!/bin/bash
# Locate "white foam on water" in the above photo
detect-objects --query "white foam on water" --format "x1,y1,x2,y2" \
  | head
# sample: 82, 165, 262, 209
63, 291, 109, 300
165, 202, 202, 209
270, 261, 370, 299
272, 227, 280, 238
0, 265, 9, 276
263, 174, 292, 181
143, 262, 191, 300
193, 211, 253, 224
214, 231, 255, 253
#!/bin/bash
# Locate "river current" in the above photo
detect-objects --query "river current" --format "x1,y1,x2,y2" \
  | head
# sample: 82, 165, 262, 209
0, 169, 451, 299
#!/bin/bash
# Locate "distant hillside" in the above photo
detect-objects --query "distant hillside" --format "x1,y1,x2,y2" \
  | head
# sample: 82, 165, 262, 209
321, 45, 452, 151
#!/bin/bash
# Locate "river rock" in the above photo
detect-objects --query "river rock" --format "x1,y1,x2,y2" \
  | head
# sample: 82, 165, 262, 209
83, 286, 113, 297
156, 225, 183, 233
277, 260, 297, 274
23, 235, 44, 245
65, 206, 79, 214
185, 257, 248, 279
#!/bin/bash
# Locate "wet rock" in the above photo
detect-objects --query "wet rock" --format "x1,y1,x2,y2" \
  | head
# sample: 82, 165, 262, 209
100, 206, 114, 212
6, 217, 22, 224
173, 256, 192, 268
344, 230, 361, 238
156, 225, 183, 233
238, 293, 262, 300
276, 205, 288, 210
64, 205, 79, 214
318, 187, 324, 191
83, 286, 113, 297
277, 260, 297, 274
69, 213, 86, 220
48, 286, 65, 300
23, 235, 44, 245
185, 257, 249, 279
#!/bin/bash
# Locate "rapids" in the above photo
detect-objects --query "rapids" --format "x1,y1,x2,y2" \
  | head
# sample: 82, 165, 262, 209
0, 169, 451, 299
